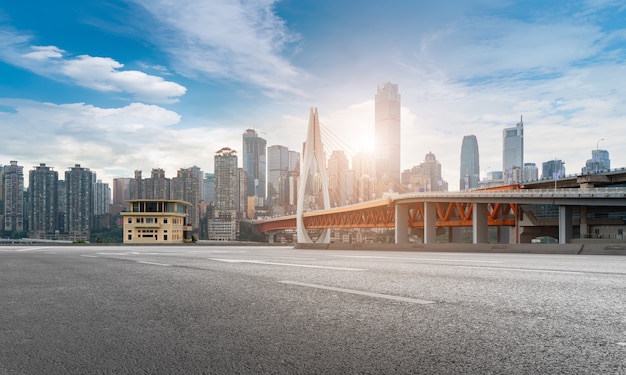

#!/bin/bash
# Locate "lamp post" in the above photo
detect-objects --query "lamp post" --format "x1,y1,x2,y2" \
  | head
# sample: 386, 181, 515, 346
595, 138, 604, 173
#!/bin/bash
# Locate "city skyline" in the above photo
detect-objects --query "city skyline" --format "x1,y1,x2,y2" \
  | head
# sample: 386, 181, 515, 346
1, 1, 626, 188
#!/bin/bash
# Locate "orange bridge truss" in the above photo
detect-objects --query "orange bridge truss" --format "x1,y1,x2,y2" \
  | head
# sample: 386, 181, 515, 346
254, 198, 517, 233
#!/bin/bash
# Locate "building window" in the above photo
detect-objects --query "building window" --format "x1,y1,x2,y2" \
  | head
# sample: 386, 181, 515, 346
164, 235, 168, 240
128, 218, 132, 223
164, 218, 168, 224
128, 234, 132, 240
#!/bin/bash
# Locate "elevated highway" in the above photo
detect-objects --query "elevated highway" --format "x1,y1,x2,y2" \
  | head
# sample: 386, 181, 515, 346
255, 187, 626, 245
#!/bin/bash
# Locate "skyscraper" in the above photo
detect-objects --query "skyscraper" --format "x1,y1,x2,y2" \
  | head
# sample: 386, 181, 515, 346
459, 135, 480, 190
582, 149, 610, 174
3, 161, 24, 233
503, 116, 524, 178
375, 82, 401, 194
242, 129, 267, 207
65, 164, 93, 240
267, 145, 290, 208
211, 147, 239, 240
28, 163, 58, 238
542, 159, 566, 180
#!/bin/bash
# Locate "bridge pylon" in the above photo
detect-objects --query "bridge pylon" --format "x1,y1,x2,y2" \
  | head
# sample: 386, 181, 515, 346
296, 108, 331, 244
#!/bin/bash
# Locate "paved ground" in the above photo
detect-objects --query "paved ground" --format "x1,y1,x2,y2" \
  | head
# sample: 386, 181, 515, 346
1, 245, 625, 374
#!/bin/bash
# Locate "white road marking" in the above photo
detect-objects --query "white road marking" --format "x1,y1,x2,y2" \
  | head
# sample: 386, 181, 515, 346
456, 265, 584, 274
80, 255, 98, 258
96, 252, 140, 255
334, 255, 502, 263
136, 261, 171, 267
15, 247, 51, 252
211, 259, 366, 271
280, 281, 435, 305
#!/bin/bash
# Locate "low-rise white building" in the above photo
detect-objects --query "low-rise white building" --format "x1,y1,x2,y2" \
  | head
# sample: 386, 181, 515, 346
121, 199, 192, 244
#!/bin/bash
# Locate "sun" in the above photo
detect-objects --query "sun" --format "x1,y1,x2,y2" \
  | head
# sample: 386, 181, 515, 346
355, 136, 376, 154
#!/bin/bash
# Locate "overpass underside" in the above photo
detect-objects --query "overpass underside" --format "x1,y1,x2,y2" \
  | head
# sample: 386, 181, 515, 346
257, 200, 519, 245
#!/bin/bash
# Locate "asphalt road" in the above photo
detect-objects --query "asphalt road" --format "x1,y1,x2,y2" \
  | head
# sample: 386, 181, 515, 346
1, 245, 625, 374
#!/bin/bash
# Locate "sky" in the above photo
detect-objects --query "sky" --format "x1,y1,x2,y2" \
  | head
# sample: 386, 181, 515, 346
1, 0, 626, 191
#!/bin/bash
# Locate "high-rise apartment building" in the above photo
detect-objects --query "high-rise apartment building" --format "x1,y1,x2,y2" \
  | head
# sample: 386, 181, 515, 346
143, 168, 170, 199
57, 180, 66, 232
210, 147, 239, 240
112, 177, 132, 214
3, 161, 24, 232
65, 164, 93, 240
375, 82, 401, 194
93, 180, 110, 216
28, 163, 58, 238
503, 116, 524, 177
459, 135, 480, 190
189, 166, 205, 202
129, 170, 142, 200
171, 168, 200, 233
242, 129, 267, 207
238, 168, 248, 218
92, 179, 111, 231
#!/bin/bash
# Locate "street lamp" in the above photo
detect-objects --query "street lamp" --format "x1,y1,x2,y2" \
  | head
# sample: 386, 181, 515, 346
595, 138, 604, 173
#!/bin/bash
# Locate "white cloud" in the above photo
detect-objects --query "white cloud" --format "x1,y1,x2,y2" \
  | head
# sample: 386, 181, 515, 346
0, 99, 197, 183
130, 0, 306, 96
0, 29, 187, 103
61, 55, 187, 103
22, 45, 64, 60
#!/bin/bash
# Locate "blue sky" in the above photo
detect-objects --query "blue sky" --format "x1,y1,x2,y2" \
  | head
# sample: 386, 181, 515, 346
1, 0, 626, 189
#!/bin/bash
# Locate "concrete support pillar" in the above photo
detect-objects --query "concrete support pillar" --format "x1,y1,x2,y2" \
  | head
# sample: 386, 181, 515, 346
395, 204, 409, 244
473, 203, 488, 244
497, 226, 510, 244
579, 206, 588, 239
559, 205, 573, 244
267, 231, 275, 244
424, 202, 437, 244
449, 227, 464, 243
